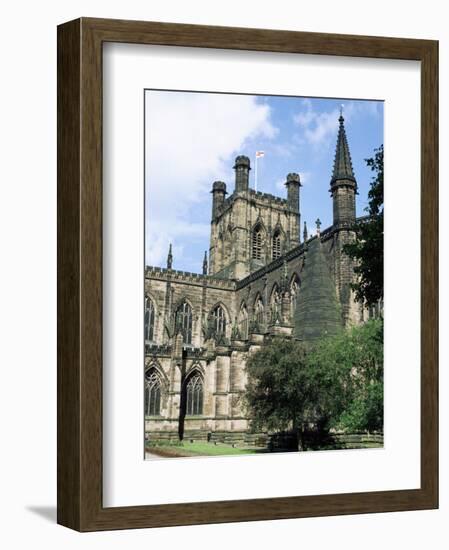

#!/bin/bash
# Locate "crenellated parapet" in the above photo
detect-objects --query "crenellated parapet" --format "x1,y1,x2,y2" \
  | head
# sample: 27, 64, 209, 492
247, 188, 289, 206
145, 266, 236, 290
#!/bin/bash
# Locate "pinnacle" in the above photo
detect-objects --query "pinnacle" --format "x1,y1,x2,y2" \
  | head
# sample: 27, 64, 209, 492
331, 114, 355, 184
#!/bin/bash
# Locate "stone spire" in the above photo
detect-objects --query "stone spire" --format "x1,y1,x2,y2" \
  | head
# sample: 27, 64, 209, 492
293, 237, 342, 342
303, 221, 308, 242
331, 110, 355, 185
330, 111, 357, 225
202, 250, 208, 275
167, 243, 173, 269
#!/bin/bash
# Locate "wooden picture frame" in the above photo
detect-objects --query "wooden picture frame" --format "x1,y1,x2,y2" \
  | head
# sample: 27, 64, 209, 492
57, 17, 438, 531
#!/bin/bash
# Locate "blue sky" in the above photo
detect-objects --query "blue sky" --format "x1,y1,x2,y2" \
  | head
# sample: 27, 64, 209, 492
145, 90, 383, 273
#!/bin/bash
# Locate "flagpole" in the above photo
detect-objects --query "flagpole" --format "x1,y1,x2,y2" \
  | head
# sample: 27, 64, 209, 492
254, 151, 264, 192
254, 154, 258, 192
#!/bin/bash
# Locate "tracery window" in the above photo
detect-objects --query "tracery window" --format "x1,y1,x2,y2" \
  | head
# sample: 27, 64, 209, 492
211, 305, 227, 336
145, 368, 162, 416
272, 231, 282, 260
186, 372, 203, 416
252, 226, 263, 260
238, 303, 249, 340
144, 296, 155, 342
175, 301, 193, 345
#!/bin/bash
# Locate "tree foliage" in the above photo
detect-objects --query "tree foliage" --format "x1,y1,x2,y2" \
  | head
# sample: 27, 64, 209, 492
244, 320, 383, 449
309, 319, 383, 433
344, 145, 384, 307
243, 338, 313, 449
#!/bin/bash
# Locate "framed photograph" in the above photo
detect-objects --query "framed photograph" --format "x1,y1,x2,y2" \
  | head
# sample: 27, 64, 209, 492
57, 17, 438, 531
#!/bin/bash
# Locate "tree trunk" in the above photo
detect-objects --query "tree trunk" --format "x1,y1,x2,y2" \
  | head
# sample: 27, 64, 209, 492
296, 424, 305, 451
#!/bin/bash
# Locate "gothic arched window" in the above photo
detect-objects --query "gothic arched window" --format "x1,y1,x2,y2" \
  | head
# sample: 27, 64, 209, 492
211, 305, 227, 336
254, 296, 265, 329
145, 368, 162, 416
144, 296, 155, 342
238, 303, 249, 340
252, 226, 264, 260
186, 372, 203, 416
290, 275, 300, 316
175, 301, 193, 345
272, 231, 282, 260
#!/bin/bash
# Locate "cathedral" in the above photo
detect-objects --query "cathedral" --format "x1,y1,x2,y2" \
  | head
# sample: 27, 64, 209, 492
144, 113, 369, 444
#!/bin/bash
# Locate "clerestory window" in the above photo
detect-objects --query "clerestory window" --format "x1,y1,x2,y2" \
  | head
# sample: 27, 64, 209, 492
175, 301, 193, 345
144, 296, 156, 342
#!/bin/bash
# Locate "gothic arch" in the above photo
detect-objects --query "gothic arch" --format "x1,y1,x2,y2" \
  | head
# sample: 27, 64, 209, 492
144, 294, 157, 342
208, 302, 229, 338
208, 301, 231, 324
144, 359, 169, 388
144, 363, 168, 416
173, 298, 194, 345
251, 220, 267, 261
173, 295, 195, 313
144, 291, 158, 304
182, 367, 204, 417
271, 224, 286, 260
185, 362, 205, 380
251, 216, 267, 234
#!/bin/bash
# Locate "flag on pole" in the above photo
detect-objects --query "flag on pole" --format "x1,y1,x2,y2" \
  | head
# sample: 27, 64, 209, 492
255, 151, 265, 192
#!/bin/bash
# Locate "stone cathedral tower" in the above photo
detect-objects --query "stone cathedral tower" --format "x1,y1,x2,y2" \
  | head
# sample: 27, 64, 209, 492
208, 156, 302, 280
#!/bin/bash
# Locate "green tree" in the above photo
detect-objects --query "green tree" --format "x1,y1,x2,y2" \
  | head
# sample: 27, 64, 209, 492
344, 145, 384, 308
309, 319, 384, 433
244, 338, 317, 450
244, 320, 384, 450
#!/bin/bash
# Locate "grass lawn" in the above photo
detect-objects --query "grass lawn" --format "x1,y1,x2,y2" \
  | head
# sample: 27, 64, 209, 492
146, 441, 264, 458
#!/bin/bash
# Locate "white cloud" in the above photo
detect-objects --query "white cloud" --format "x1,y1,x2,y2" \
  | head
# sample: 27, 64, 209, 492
294, 99, 345, 147
145, 91, 278, 266
293, 98, 380, 148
